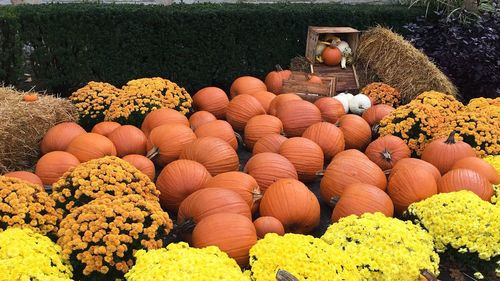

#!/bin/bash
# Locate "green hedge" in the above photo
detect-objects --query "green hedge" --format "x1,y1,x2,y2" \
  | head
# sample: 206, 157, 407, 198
0, 3, 425, 97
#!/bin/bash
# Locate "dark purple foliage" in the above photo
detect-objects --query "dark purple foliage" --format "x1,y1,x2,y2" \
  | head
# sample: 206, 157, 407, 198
404, 9, 499, 101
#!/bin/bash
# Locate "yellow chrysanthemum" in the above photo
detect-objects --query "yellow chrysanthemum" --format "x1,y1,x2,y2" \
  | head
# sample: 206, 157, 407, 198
0, 228, 73, 281
483, 155, 500, 204
125, 242, 248, 281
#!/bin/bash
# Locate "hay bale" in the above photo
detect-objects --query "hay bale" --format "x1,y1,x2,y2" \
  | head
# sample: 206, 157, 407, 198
355, 26, 457, 104
0, 87, 78, 173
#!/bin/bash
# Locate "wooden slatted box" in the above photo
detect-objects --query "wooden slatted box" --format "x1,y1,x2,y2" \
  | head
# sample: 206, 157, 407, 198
282, 72, 336, 102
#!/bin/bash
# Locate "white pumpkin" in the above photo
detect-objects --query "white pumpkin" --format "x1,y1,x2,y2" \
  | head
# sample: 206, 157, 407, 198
349, 94, 372, 115
333, 93, 350, 113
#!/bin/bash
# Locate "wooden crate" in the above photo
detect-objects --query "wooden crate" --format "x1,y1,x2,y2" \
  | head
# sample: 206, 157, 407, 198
282, 72, 336, 102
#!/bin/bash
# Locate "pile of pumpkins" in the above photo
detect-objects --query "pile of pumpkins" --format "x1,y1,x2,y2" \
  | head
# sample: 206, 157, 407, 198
2, 67, 498, 269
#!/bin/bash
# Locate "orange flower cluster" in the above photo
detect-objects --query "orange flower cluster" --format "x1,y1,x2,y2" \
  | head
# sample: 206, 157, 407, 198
57, 194, 173, 280
413, 91, 465, 119
467, 97, 500, 110
0, 176, 61, 236
361, 82, 401, 107
51, 156, 159, 215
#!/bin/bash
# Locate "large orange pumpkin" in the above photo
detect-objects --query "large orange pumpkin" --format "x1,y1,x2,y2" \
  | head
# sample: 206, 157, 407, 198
337, 114, 372, 150
194, 120, 238, 150
320, 156, 386, 206
122, 154, 156, 180
333, 149, 369, 160
387, 164, 437, 214
365, 135, 411, 171
156, 159, 212, 211
192, 213, 257, 267
421, 131, 476, 175
302, 122, 345, 160
314, 97, 346, 123
3, 171, 43, 187
321, 46, 342, 66
277, 100, 322, 137
203, 171, 262, 213
268, 93, 302, 116
260, 178, 320, 234
40, 122, 86, 154
248, 91, 277, 113
108, 125, 147, 157
389, 158, 441, 183
451, 157, 500, 184
180, 137, 239, 176
362, 104, 395, 127
264, 65, 292, 94
331, 183, 394, 222
244, 152, 298, 193
229, 76, 267, 98
244, 115, 283, 150
146, 124, 196, 167
193, 87, 229, 119
254, 216, 285, 238
252, 134, 288, 155
438, 169, 493, 201
35, 151, 80, 185
225, 94, 266, 131
140, 108, 189, 137
66, 133, 117, 162
189, 111, 217, 131
279, 137, 324, 183
91, 121, 121, 137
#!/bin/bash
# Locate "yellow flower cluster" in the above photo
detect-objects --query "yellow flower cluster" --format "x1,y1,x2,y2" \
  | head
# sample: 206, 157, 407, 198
249, 233, 361, 281
0, 228, 73, 281
406, 191, 499, 279
105, 77, 192, 127
0, 176, 61, 236
361, 82, 401, 107
57, 194, 173, 280
467, 97, 500, 110
51, 156, 159, 215
413, 90, 465, 116
483, 155, 500, 204
70, 81, 123, 130
321, 213, 440, 281
125, 242, 249, 281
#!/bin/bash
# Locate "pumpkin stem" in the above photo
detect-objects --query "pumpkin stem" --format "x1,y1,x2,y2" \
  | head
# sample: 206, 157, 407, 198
381, 149, 392, 162
371, 124, 380, 139
330, 195, 340, 207
420, 269, 438, 281
383, 169, 392, 176
276, 269, 299, 281
445, 130, 457, 144
275, 64, 284, 72
146, 147, 159, 160
234, 132, 245, 148
164, 218, 196, 244
315, 170, 326, 176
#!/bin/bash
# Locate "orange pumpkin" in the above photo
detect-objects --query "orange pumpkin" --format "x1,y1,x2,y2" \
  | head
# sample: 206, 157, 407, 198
108, 125, 147, 157
192, 213, 257, 267
252, 134, 288, 155
260, 178, 320, 234
23, 94, 38, 102
451, 157, 500, 184
122, 154, 156, 180
365, 135, 411, 171
268, 93, 302, 116
320, 156, 387, 206
66, 133, 117, 162
331, 183, 394, 222
244, 152, 298, 193
389, 158, 441, 183
387, 164, 437, 214
194, 120, 238, 150
180, 137, 239, 176
307, 75, 323, 84
156, 160, 212, 211
140, 108, 189, 137
362, 104, 395, 127
3, 171, 43, 187
254, 216, 285, 238
91, 121, 121, 137
189, 111, 217, 131
146, 124, 196, 167
203, 171, 262, 213
314, 97, 346, 123
264, 65, 292, 94
279, 137, 324, 183
322, 46, 342, 66
226, 94, 266, 131
193, 87, 229, 119
334, 149, 369, 160
277, 100, 322, 137
40, 122, 86, 154
244, 115, 283, 150
229, 76, 267, 98
35, 151, 80, 185
337, 114, 372, 150
248, 91, 277, 113
302, 122, 345, 160
438, 169, 493, 201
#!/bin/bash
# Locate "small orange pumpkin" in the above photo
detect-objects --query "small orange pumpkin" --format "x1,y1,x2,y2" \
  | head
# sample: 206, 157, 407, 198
268, 93, 302, 116
189, 111, 217, 131
180, 137, 239, 176
244, 152, 298, 193
140, 108, 189, 137
302, 122, 345, 161
322, 45, 342, 66
365, 135, 411, 171
451, 157, 500, 184
66, 133, 117, 162
314, 97, 346, 123
23, 94, 38, 102
229, 76, 267, 98
194, 120, 238, 150
337, 114, 372, 150
122, 154, 156, 181
307, 75, 323, 84
277, 100, 322, 137
108, 125, 147, 157
248, 91, 277, 113
252, 134, 288, 155
264, 65, 292, 94
40, 122, 86, 155
279, 137, 324, 183
3, 171, 43, 187
146, 124, 196, 167
438, 169, 493, 201
254, 216, 285, 238
225, 94, 266, 131
244, 115, 283, 150
362, 104, 395, 127
193, 87, 229, 119
91, 121, 121, 137
35, 151, 80, 185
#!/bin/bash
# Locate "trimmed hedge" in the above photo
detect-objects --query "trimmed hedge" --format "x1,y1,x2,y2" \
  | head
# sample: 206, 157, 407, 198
0, 3, 425, 96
